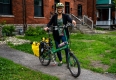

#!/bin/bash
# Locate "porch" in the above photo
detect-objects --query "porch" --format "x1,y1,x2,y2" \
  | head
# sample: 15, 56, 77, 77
96, 0, 115, 29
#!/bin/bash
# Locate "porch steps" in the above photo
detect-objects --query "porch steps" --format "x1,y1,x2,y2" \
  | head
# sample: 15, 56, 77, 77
76, 24, 95, 34
70, 14, 95, 34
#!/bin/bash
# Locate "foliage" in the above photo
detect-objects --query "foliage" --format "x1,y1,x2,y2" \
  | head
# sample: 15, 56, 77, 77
0, 21, 6, 26
113, 0, 116, 8
25, 26, 45, 36
2, 25, 15, 36
95, 27, 104, 30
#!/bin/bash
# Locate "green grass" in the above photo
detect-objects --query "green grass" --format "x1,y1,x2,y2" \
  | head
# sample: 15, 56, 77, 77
0, 57, 59, 80
8, 31, 116, 74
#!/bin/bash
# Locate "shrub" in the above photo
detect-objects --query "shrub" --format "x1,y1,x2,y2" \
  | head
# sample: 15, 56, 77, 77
2, 25, 15, 36
95, 27, 104, 30
25, 26, 45, 36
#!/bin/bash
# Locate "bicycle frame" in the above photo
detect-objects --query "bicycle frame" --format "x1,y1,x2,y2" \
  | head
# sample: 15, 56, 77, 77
48, 27, 70, 55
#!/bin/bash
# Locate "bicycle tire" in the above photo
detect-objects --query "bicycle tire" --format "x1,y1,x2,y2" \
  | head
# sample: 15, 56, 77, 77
68, 52, 81, 77
39, 42, 51, 66
39, 52, 51, 66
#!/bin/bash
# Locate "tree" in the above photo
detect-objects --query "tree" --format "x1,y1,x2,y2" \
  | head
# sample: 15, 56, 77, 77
113, 0, 116, 20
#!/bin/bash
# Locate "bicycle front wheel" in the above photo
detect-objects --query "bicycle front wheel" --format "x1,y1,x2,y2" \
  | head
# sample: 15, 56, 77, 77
68, 52, 81, 78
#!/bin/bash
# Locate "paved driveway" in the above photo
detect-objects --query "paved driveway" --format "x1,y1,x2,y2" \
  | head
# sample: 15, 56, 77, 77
0, 44, 115, 80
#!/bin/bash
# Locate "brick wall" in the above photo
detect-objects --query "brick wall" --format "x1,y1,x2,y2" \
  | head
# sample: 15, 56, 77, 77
0, 0, 96, 25
87, 0, 96, 24
0, 0, 23, 24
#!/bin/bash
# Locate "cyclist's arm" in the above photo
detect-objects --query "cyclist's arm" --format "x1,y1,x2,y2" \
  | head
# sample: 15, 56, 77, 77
44, 15, 55, 31
66, 15, 76, 26
47, 15, 55, 27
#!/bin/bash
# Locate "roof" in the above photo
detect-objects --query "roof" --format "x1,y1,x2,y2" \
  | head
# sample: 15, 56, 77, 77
96, 0, 111, 4
96, 0, 114, 9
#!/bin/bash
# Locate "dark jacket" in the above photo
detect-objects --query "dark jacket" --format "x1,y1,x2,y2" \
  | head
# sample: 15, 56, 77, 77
47, 14, 72, 41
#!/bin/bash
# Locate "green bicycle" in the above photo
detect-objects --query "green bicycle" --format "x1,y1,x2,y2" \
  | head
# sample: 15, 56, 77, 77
39, 24, 81, 78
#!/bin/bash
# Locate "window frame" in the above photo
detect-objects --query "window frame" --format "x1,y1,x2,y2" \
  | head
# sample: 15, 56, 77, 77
34, 0, 44, 17
0, 0, 12, 15
77, 4, 82, 17
65, 2, 70, 14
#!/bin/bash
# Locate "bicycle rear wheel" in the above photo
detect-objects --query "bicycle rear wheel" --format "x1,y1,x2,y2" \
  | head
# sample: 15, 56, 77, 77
68, 52, 81, 77
39, 42, 51, 66
39, 51, 51, 66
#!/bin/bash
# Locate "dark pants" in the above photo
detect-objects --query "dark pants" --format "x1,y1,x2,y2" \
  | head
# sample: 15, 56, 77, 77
55, 36, 68, 62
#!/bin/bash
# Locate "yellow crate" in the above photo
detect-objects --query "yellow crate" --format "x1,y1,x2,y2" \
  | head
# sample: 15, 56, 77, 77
32, 42, 40, 57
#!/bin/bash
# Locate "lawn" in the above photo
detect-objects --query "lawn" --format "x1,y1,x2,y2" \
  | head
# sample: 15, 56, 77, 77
0, 57, 59, 80
8, 30, 116, 74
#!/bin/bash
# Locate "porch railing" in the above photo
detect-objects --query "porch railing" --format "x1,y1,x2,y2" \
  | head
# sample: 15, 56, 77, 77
69, 14, 82, 24
83, 15, 93, 29
96, 20, 113, 25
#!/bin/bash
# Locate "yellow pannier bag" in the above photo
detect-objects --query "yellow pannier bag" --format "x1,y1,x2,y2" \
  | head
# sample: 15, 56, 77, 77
32, 42, 40, 57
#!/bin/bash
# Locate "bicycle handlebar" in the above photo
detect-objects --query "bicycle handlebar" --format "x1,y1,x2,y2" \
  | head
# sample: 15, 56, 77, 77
45, 23, 74, 33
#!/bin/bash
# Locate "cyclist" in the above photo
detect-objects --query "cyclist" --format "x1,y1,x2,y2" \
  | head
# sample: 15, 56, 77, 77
44, 2, 76, 66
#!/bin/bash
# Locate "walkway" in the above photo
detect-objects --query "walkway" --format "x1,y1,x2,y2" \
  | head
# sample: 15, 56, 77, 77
0, 44, 115, 80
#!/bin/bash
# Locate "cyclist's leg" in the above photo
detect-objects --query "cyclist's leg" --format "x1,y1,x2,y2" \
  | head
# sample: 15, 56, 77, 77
61, 36, 68, 63
55, 39, 62, 62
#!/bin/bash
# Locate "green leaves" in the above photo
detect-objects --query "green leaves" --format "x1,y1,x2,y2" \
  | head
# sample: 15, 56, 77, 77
2, 25, 15, 36
25, 26, 45, 36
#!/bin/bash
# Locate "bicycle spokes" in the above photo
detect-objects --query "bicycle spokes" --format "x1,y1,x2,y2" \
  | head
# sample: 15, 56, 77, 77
39, 51, 51, 66
68, 52, 81, 77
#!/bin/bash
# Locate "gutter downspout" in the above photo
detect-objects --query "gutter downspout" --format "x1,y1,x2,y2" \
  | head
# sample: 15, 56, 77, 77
22, 0, 27, 33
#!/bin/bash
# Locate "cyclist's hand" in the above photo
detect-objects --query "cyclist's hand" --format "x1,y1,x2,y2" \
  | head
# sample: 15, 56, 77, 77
44, 27, 49, 31
72, 20, 76, 26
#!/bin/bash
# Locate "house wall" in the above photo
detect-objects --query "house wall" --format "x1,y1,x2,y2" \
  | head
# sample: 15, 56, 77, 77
0, 0, 96, 25
87, 0, 96, 24
0, 0, 23, 24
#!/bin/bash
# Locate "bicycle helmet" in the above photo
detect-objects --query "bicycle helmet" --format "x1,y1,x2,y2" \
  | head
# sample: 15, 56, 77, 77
56, 3, 64, 8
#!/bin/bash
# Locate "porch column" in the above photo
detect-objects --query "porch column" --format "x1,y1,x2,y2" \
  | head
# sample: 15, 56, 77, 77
108, 8, 111, 21
108, 0, 111, 25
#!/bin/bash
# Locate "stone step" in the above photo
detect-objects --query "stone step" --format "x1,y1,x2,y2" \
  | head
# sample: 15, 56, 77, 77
76, 24, 95, 34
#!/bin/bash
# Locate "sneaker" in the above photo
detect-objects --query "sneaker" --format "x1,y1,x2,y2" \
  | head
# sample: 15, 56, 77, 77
58, 62, 63, 66
51, 63, 56, 66
51, 61, 57, 66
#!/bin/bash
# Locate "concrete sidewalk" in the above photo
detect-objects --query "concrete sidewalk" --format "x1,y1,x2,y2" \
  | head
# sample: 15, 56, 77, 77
0, 44, 115, 80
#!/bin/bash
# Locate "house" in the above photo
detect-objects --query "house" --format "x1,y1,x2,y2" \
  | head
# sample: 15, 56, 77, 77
96, 0, 115, 29
0, 0, 96, 32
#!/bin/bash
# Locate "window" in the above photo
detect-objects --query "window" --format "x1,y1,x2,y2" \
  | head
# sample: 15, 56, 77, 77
78, 4, 82, 17
97, 9, 109, 21
54, 0, 59, 10
0, 0, 12, 15
34, 0, 43, 17
65, 2, 70, 14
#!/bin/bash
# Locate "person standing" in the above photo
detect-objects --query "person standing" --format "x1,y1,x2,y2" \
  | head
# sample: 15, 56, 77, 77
44, 2, 76, 66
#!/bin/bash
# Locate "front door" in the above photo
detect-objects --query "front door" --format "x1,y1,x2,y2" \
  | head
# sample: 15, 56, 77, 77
78, 4, 82, 17
54, 0, 60, 10
65, 2, 70, 14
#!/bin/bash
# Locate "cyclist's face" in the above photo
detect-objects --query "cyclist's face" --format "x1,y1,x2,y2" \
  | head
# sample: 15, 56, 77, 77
57, 7, 63, 14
